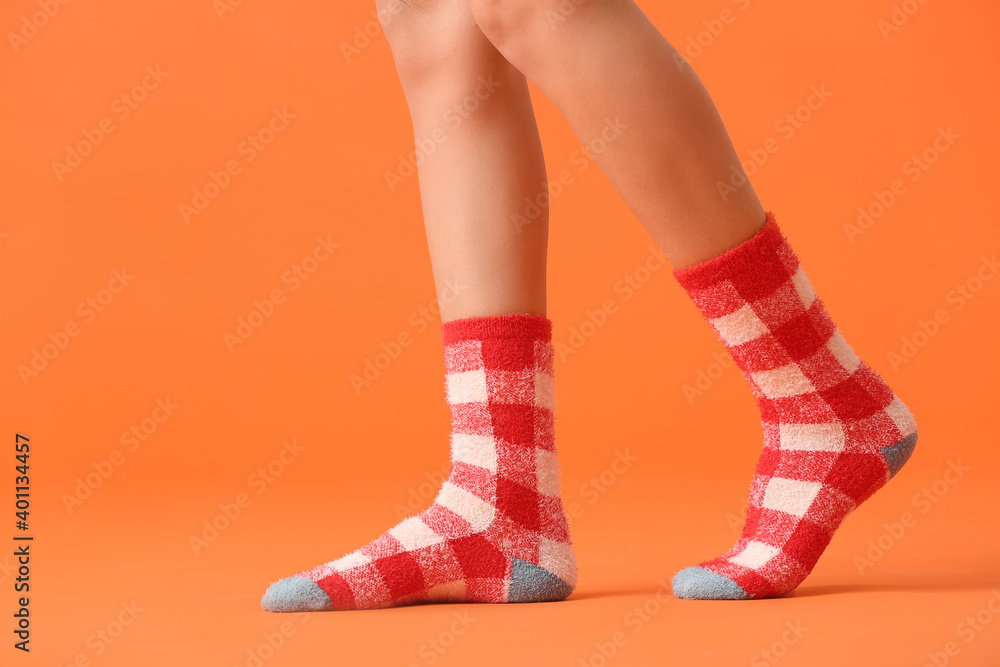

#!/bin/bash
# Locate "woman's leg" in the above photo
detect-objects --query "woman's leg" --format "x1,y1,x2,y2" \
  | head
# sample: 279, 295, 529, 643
468, 0, 766, 268
388, 0, 549, 319
468, 0, 918, 600
261, 0, 577, 612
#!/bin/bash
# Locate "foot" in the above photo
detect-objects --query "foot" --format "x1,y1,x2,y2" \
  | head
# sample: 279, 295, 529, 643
261, 314, 577, 611
670, 212, 918, 599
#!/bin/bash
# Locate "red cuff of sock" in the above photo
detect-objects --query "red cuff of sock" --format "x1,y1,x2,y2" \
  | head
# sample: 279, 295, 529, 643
673, 211, 787, 290
441, 313, 551, 344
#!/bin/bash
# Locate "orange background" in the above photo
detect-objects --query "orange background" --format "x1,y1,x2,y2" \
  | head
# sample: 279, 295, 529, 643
2, 0, 999, 665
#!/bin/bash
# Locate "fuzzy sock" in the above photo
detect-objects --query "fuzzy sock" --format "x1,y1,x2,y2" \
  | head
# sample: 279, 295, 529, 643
261, 313, 576, 611
670, 211, 918, 600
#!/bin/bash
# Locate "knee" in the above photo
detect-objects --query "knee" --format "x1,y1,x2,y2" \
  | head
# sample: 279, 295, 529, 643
375, 0, 483, 84
470, 0, 613, 54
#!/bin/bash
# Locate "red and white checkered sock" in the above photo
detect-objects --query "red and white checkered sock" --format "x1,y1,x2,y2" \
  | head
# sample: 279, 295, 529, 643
261, 313, 576, 611
671, 212, 918, 599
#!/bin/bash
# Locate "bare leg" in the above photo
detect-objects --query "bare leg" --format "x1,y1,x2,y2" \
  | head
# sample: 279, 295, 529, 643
259, 2, 577, 613
382, 0, 548, 320
468, 0, 766, 268
458, 0, 922, 604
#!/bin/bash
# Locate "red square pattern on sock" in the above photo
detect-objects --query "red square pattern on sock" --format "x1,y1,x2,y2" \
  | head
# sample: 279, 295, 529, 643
491, 403, 535, 450
374, 551, 427, 600
496, 478, 541, 532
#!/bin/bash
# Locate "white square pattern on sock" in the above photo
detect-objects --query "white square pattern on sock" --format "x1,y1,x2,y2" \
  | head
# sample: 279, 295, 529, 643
730, 540, 780, 569
332, 550, 371, 572
790, 267, 817, 309
778, 422, 845, 452
534, 370, 555, 411
826, 330, 862, 373
535, 449, 561, 497
762, 477, 823, 517
539, 536, 577, 586
710, 304, 770, 346
884, 396, 918, 438
436, 482, 495, 531
751, 363, 816, 399
446, 369, 488, 404
388, 516, 445, 551
451, 433, 498, 473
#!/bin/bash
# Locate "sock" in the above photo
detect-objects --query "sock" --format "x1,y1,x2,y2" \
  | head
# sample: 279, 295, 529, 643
670, 211, 918, 600
261, 313, 576, 611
